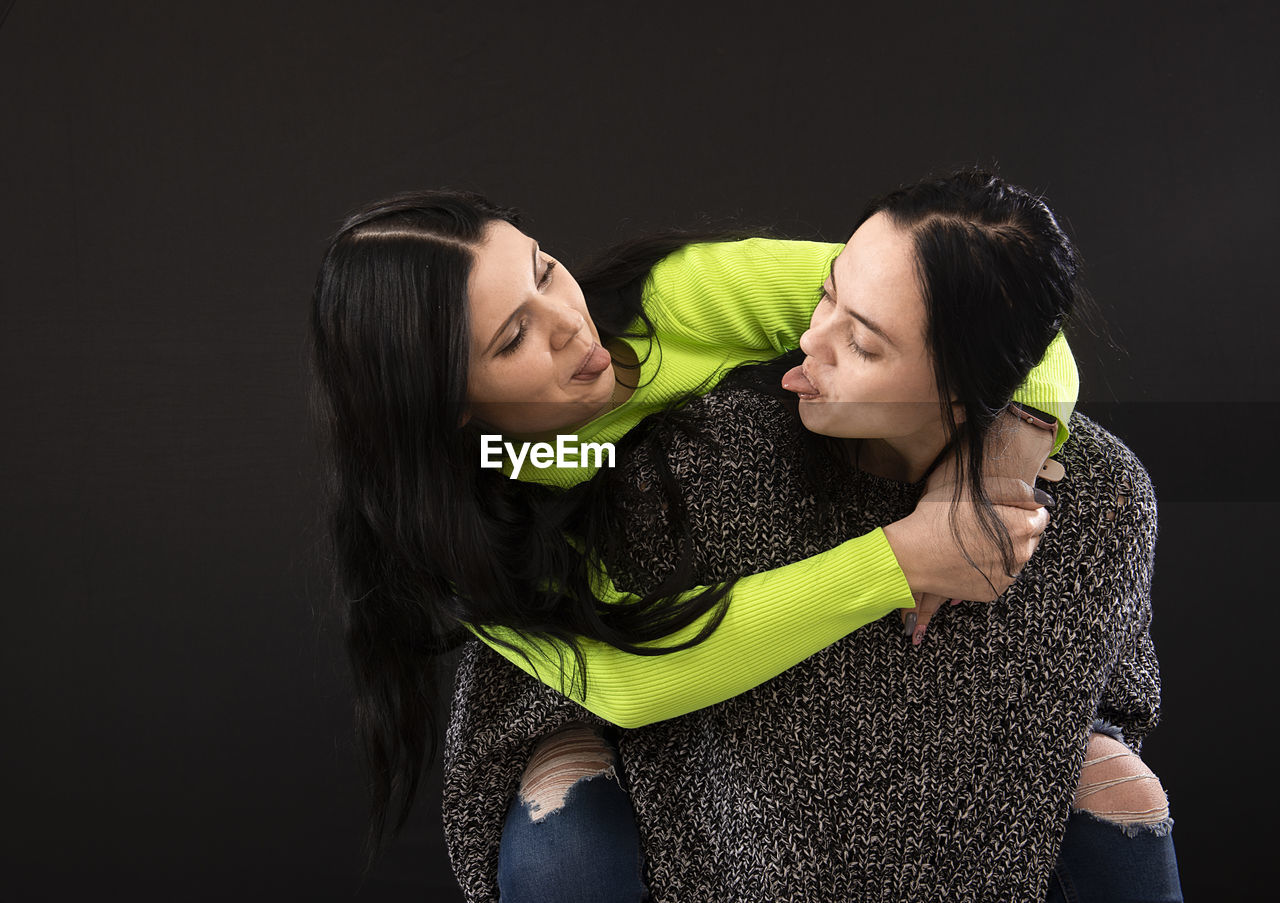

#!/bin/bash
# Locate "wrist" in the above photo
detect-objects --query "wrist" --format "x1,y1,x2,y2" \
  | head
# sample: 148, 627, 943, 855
882, 517, 933, 597
997, 406, 1056, 486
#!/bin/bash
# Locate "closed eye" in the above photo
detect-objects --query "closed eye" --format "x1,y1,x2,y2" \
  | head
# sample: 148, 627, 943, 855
849, 337, 875, 360
539, 259, 557, 289
499, 318, 528, 356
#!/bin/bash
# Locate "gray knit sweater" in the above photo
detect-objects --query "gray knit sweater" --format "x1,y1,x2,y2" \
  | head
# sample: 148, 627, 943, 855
443, 390, 1161, 902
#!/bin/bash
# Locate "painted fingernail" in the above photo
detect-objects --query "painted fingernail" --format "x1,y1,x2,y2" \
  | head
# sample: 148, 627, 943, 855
903, 612, 917, 635
1034, 489, 1055, 507
912, 624, 927, 646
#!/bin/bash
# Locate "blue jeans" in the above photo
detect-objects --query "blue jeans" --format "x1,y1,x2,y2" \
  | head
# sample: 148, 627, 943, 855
1047, 809, 1183, 902
497, 754, 1183, 902
498, 768, 648, 903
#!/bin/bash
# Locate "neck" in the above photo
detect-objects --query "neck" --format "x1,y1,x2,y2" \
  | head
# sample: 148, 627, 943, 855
848, 425, 951, 484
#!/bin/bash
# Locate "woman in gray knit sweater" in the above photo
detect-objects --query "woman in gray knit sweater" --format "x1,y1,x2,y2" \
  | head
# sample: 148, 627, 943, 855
448, 172, 1181, 901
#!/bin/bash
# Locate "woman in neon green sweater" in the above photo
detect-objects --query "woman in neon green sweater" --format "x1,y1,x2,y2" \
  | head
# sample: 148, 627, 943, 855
309, 189, 1069, 868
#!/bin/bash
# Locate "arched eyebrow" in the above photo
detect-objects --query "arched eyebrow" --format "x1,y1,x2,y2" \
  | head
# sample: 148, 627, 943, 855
827, 261, 896, 348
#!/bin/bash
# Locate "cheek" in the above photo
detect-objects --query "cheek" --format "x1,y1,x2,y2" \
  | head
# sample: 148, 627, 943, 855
877, 356, 935, 402
843, 364, 932, 424
906, 365, 940, 407
884, 364, 944, 428
464, 359, 488, 403
830, 354, 882, 400
470, 357, 538, 405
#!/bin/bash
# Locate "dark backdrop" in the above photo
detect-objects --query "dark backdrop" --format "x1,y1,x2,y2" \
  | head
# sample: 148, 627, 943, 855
4, 2, 1276, 900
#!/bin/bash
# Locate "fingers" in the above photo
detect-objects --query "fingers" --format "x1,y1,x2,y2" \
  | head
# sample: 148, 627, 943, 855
982, 477, 1056, 511
899, 593, 921, 633
987, 570, 1017, 598
891, 474, 1054, 602
992, 502, 1050, 541
899, 592, 947, 646
919, 476, 1054, 513
1018, 504, 1052, 536
911, 593, 946, 645
994, 503, 1051, 580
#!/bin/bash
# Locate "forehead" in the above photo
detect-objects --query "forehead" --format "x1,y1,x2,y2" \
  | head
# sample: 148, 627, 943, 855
467, 220, 533, 326
831, 212, 925, 339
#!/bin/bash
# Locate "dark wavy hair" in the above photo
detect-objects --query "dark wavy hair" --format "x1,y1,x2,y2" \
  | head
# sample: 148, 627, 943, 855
867, 169, 1083, 580
308, 190, 746, 871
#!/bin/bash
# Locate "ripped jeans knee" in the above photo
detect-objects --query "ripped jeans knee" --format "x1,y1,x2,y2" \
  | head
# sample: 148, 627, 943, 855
518, 723, 621, 822
1045, 723, 1183, 902
1072, 727, 1172, 837
497, 723, 648, 903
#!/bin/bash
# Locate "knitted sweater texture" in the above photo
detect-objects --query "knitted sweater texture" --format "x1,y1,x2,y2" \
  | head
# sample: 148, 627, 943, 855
444, 390, 1160, 902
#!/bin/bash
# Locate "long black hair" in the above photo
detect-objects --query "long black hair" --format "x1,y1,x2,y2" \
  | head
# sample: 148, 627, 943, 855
868, 169, 1083, 581
308, 190, 750, 871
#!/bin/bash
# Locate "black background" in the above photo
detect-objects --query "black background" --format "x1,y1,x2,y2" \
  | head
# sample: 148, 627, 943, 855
4, 2, 1276, 900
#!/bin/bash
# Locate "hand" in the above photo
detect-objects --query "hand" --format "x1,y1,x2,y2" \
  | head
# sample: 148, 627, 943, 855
888, 409, 1057, 636
883, 476, 1052, 602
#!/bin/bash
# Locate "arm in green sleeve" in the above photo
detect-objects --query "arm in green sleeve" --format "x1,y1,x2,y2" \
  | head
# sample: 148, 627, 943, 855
1011, 330, 1079, 455
468, 527, 912, 728
641, 238, 843, 353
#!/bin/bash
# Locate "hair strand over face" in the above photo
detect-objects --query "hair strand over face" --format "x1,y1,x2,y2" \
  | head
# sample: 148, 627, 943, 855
861, 169, 1083, 584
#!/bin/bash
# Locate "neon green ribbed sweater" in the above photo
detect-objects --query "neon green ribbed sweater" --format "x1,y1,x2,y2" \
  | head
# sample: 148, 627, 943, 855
469, 238, 1079, 727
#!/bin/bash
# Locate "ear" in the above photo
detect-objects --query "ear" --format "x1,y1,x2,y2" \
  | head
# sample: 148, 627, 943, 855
949, 398, 966, 425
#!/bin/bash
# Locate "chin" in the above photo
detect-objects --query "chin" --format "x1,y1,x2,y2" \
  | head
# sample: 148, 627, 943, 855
797, 402, 862, 439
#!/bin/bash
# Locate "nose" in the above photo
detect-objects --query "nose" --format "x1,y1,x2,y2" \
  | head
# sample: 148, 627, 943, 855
799, 302, 832, 359
549, 302, 586, 351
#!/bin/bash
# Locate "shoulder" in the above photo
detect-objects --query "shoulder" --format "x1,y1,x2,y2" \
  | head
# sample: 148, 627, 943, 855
1057, 414, 1153, 493
1052, 412, 1157, 539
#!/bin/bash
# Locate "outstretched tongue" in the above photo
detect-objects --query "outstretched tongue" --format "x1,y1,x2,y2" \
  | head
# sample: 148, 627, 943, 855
574, 344, 612, 380
782, 364, 819, 397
